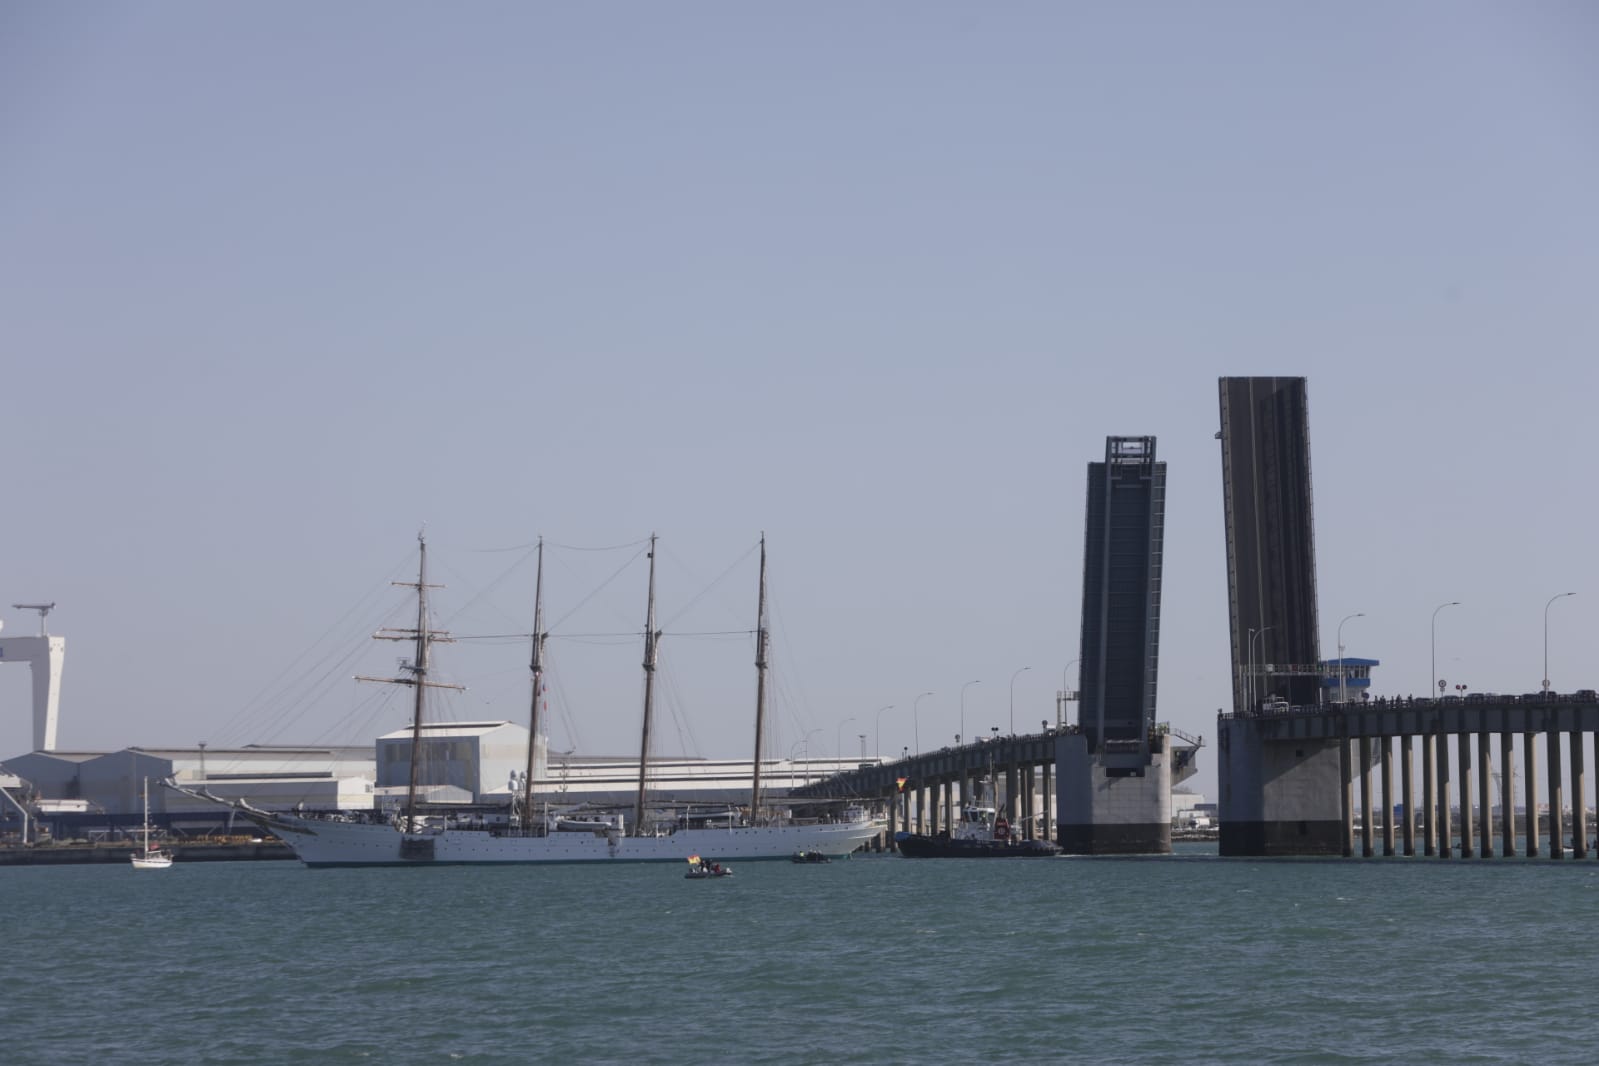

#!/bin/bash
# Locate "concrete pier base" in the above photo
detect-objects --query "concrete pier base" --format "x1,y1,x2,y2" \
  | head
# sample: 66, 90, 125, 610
1057, 733, 1172, 854
1218, 717, 1343, 856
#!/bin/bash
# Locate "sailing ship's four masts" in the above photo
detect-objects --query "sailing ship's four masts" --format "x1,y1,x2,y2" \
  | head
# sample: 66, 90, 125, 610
377, 532, 770, 838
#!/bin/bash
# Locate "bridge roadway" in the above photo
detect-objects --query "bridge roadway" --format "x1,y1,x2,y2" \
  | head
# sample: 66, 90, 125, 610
791, 730, 1062, 845
1221, 692, 1599, 858
790, 727, 1202, 848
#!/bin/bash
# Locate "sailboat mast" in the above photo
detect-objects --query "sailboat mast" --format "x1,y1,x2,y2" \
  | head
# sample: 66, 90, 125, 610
521, 538, 546, 825
634, 534, 659, 836
750, 534, 768, 822
405, 533, 431, 833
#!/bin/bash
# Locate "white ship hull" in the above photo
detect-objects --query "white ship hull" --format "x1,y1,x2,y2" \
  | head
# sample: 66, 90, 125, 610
259, 812, 881, 867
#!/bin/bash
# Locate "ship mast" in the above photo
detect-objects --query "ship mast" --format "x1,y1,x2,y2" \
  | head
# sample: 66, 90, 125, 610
521, 537, 547, 827
750, 534, 768, 823
633, 534, 659, 837
359, 532, 461, 834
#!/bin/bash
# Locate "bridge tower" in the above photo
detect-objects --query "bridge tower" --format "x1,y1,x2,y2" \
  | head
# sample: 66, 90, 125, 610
1, 604, 65, 752
1216, 377, 1342, 855
1058, 436, 1172, 854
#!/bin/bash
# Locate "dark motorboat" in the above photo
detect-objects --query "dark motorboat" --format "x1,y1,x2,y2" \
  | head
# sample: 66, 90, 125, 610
895, 779, 1062, 858
685, 856, 733, 879
790, 850, 831, 864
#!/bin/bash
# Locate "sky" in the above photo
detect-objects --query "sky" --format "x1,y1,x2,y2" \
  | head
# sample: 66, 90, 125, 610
3, 2, 1597, 801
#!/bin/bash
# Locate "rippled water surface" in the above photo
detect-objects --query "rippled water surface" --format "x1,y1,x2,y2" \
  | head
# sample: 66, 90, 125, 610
6, 847, 1599, 1064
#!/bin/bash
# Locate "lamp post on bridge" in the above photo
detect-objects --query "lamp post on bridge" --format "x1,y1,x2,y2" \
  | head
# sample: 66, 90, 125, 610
1247, 627, 1273, 712
1544, 592, 1576, 695
1058, 659, 1079, 729
1431, 601, 1460, 703
960, 679, 981, 748
873, 704, 894, 758
913, 692, 932, 755
1008, 666, 1030, 735
1337, 613, 1364, 706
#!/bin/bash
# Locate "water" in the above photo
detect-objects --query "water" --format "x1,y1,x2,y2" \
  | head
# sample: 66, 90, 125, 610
5, 846, 1599, 1065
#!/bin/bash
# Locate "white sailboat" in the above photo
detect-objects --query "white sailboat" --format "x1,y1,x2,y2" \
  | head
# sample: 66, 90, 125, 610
171, 534, 881, 867
130, 777, 173, 870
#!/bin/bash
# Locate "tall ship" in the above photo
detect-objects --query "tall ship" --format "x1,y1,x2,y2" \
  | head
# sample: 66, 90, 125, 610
171, 534, 881, 866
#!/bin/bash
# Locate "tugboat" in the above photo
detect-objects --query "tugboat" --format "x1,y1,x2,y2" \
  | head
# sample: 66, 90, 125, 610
894, 778, 1061, 858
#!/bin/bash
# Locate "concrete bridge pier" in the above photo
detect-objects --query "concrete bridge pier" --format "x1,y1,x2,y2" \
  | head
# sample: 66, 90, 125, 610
1524, 736, 1539, 857
1573, 732, 1588, 859
1217, 717, 1342, 856
1359, 737, 1374, 857
1058, 732, 1173, 854
1339, 738, 1354, 858
1501, 731, 1516, 856
1458, 732, 1474, 858
1437, 731, 1452, 858
1381, 738, 1396, 856
1478, 731, 1493, 858
1422, 734, 1436, 857
1401, 735, 1415, 856
1547, 730, 1564, 860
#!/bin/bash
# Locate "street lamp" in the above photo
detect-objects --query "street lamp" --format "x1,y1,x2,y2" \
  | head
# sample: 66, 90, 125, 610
1058, 658, 1080, 728
1544, 592, 1577, 694
1247, 627, 1273, 712
1336, 613, 1364, 706
836, 717, 855, 765
960, 680, 981, 748
1009, 666, 1031, 734
1431, 601, 1460, 700
913, 691, 933, 754
873, 704, 894, 757
858, 733, 867, 760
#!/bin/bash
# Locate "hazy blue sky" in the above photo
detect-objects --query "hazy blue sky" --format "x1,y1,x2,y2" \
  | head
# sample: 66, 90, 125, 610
3, 3, 1596, 800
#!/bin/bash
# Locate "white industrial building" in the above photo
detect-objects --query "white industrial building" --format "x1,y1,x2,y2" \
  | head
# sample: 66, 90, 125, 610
1, 717, 878, 838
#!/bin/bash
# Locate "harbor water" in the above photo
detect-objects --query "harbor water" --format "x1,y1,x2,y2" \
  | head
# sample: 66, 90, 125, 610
5, 845, 1599, 1065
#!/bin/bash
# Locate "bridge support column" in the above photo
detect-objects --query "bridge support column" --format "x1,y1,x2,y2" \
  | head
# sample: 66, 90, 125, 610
1458, 732, 1474, 858
1036, 763, 1048, 843
1548, 730, 1564, 860
1359, 738, 1374, 857
1217, 716, 1342, 856
1401, 735, 1415, 856
1525, 735, 1540, 857
1380, 738, 1395, 857
1437, 730, 1452, 858
1023, 765, 1036, 840
1339, 739, 1355, 858
1422, 734, 1436, 857
1005, 766, 1019, 826
1502, 732, 1517, 857
1058, 732, 1172, 854
1570, 731, 1586, 859
1478, 731, 1493, 858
